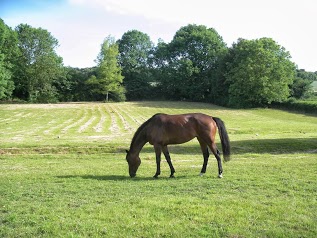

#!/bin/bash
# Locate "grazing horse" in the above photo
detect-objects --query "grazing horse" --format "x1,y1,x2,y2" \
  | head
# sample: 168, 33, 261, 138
126, 113, 230, 178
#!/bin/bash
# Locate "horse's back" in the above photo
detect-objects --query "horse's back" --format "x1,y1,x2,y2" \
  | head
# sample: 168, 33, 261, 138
151, 113, 214, 127
147, 113, 216, 145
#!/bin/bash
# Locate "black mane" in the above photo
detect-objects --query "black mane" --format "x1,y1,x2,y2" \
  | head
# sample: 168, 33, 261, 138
129, 114, 160, 149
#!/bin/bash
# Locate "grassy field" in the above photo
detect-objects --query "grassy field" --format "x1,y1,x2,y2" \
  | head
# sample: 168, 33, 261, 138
0, 101, 316, 237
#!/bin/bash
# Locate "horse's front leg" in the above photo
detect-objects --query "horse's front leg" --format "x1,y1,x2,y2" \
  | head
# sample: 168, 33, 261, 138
162, 146, 175, 178
153, 145, 162, 178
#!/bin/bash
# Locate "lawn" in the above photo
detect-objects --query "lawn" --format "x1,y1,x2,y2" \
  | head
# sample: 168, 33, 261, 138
0, 101, 316, 237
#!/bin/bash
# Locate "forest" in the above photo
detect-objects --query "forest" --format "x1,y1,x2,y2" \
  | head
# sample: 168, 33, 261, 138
1, 18, 316, 108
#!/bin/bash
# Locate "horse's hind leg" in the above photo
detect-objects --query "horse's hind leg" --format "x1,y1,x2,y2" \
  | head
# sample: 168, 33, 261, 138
199, 135, 223, 178
211, 142, 223, 178
162, 146, 175, 178
197, 138, 209, 176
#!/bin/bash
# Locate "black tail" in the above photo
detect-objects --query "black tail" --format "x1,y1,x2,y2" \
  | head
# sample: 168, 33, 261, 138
213, 117, 231, 162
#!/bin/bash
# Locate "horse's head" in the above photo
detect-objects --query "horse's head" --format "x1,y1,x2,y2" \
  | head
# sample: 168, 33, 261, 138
126, 150, 141, 178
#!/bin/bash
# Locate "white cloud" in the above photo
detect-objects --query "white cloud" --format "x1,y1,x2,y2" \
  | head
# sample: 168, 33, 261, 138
4, 0, 316, 70
67, 0, 317, 70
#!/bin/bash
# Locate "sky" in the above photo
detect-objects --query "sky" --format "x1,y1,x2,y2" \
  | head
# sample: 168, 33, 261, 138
1, 0, 316, 71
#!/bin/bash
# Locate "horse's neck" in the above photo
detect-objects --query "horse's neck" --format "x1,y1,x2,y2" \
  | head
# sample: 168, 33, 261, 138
130, 127, 148, 156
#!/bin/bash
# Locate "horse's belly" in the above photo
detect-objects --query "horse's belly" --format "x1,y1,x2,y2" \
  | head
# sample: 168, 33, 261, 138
147, 121, 197, 146
166, 137, 194, 145
155, 129, 196, 145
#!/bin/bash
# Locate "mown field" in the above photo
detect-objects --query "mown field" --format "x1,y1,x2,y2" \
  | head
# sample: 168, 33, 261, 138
0, 101, 316, 237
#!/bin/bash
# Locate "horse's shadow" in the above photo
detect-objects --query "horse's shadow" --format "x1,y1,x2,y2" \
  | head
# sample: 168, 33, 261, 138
56, 174, 189, 181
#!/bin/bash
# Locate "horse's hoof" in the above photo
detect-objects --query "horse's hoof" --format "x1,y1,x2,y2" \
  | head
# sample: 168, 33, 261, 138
153, 175, 159, 179
199, 173, 205, 177
170, 175, 175, 178
218, 174, 223, 178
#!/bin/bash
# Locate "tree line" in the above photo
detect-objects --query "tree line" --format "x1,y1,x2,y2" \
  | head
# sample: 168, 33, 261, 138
1, 18, 316, 107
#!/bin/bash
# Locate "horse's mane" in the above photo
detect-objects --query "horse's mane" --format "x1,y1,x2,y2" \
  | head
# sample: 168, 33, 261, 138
130, 113, 160, 149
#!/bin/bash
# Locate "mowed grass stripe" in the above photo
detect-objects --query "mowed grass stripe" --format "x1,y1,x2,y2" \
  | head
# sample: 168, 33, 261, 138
108, 105, 124, 133
63, 105, 90, 134
78, 106, 97, 133
93, 104, 107, 133
110, 105, 134, 132
113, 104, 142, 130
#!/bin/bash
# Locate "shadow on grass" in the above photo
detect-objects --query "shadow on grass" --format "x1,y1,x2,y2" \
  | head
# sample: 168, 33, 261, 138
139, 137, 317, 155
56, 174, 190, 181
230, 137, 317, 154
57, 175, 129, 181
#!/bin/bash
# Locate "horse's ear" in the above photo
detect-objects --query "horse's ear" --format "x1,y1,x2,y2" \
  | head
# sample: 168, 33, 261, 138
126, 150, 129, 154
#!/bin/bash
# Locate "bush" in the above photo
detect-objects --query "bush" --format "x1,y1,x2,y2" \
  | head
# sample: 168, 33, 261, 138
273, 98, 317, 114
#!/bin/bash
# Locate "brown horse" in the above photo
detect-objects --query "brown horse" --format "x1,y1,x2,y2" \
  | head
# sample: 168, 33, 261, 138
126, 113, 230, 178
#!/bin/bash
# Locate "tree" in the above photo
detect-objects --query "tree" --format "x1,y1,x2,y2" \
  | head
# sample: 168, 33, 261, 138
154, 24, 228, 101
117, 30, 153, 100
225, 38, 296, 108
56, 67, 97, 102
87, 36, 125, 102
0, 54, 13, 99
0, 19, 19, 100
14, 24, 64, 102
290, 69, 316, 99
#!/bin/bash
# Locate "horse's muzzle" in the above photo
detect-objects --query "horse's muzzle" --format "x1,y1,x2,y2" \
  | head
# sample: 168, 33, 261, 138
130, 173, 136, 178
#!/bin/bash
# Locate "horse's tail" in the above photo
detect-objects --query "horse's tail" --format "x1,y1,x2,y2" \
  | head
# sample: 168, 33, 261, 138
213, 117, 231, 162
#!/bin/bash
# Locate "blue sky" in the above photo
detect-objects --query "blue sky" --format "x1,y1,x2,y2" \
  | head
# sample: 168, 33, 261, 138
1, 0, 316, 71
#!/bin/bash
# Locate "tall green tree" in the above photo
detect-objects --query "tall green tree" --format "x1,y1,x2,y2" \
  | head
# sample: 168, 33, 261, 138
154, 24, 227, 101
0, 19, 19, 100
117, 30, 153, 100
0, 54, 13, 99
14, 24, 64, 102
87, 36, 125, 102
225, 38, 296, 108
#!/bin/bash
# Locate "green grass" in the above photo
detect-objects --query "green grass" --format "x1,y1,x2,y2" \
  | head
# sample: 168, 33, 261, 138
1, 101, 317, 237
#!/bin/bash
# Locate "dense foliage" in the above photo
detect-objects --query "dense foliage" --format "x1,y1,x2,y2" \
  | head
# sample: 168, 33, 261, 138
14, 24, 65, 102
117, 30, 153, 100
154, 25, 228, 102
273, 99, 317, 114
224, 38, 296, 107
290, 69, 317, 99
1, 18, 316, 107
0, 19, 19, 100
